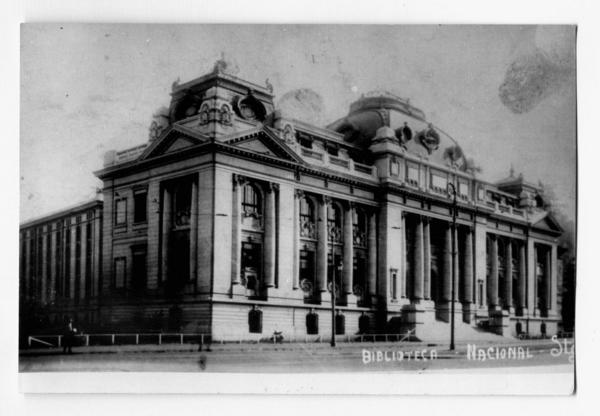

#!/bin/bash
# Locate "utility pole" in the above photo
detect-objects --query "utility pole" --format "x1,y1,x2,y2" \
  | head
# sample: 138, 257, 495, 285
448, 182, 457, 351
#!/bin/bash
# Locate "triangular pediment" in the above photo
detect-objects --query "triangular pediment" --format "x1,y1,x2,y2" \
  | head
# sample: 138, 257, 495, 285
532, 212, 563, 234
138, 124, 209, 161
235, 138, 276, 156
224, 128, 305, 163
165, 136, 197, 153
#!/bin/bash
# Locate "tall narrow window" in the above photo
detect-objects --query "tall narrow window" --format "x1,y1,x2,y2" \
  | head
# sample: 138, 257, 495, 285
64, 226, 71, 298
133, 190, 148, 223
85, 221, 92, 298
478, 279, 484, 307
327, 203, 342, 243
391, 269, 398, 301
173, 183, 192, 226
300, 249, 317, 304
115, 198, 127, 226
114, 257, 126, 290
55, 225, 62, 296
75, 225, 81, 302
45, 232, 51, 300
242, 184, 262, 217
241, 242, 263, 298
131, 246, 147, 295
299, 197, 316, 239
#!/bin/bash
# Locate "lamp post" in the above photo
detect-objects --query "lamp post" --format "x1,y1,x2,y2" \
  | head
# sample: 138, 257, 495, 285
447, 182, 458, 351
330, 261, 342, 347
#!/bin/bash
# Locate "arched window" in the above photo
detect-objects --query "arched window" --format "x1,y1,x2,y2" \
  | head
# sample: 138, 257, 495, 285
242, 184, 262, 217
299, 197, 316, 239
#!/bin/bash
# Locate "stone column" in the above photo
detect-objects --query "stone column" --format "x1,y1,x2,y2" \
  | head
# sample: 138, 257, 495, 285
367, 211, 377, 300
342, 202, 354, 295
69, 224, 77, 300
41, 228, 48, 304
453, 226, 459, 298
550, 244, 558, 314
423, 219, 431, 300
50, 226, 57, 302
442, 224, 452, 302
263, 183, 277, 288
462, 228, 473, 303
161, 187, 172, 284
189, 179, 198, 284
545, 246, 552, 312
231, 175, 243, 286
526, 238, 536, 316
518, 242, 527, 314
488, 235, 499, 307
505, 240, 513, 310
412, 216, 424, 301
317, 196, 329, 292
293, 190, 303, 290
400, 212, 407, 298
80, 220, 87, 302
92, 212, 101, 298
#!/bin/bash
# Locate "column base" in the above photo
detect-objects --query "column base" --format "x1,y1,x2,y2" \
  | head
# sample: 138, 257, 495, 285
230, 283, 246, 297
400, 302, 427, 329
517, 307, 528, 317
345, 294, 358, 307
488, 309, 510, 335
436, 301, 463, 323
461, 302, 475, 324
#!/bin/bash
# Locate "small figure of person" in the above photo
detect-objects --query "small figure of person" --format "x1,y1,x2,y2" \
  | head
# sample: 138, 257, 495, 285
62, 318, 76, 354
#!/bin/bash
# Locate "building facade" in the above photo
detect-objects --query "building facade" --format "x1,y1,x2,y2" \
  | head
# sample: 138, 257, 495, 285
20, 61, 564, 340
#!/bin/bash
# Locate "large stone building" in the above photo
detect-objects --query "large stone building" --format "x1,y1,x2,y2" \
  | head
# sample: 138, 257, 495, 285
19, 61, 564, 341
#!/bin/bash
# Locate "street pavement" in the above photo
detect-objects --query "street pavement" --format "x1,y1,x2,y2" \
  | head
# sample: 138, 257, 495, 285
19, 338, 575, 373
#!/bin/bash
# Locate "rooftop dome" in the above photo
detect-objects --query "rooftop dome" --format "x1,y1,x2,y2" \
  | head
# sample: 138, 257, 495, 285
328, 92, 469, 171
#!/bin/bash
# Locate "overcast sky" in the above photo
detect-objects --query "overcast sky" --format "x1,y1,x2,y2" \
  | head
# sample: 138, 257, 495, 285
20, 24, 576, 222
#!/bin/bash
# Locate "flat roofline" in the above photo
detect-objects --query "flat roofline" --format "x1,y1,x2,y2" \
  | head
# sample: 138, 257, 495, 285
20, 198, 103, 230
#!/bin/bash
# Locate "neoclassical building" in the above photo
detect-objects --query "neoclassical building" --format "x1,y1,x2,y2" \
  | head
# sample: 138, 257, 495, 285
20, 61, 563, 340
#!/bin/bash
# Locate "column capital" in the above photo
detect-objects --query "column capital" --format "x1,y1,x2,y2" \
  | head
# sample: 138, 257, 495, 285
321, 195, 332, 206
294, 189, 305, 199
232, 173, 247, 188
267, 182, 279, 193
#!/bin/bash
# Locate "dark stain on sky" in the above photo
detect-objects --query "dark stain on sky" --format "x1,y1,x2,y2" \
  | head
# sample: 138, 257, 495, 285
499, 48, 569, 114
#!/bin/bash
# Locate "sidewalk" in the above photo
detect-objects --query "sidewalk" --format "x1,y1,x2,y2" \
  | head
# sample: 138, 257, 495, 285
20, 337, 571, 357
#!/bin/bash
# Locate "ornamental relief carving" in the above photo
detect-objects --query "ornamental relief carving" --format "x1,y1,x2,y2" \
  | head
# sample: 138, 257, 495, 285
299, 217, 317, 239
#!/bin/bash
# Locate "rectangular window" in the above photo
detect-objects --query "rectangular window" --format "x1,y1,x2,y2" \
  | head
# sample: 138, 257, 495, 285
45, 232, 51, 299
64, 227, 71, 298
131, 246, 147, 294
115, 198, 127, 226
299, 137, 312, 149
114, 257, 126, 289
478, 279, 484, 307
133, 191, 148, 223
431, 173, 448, 191
300, 249, 316, 303
56, 228, 62, 296
390, 159, 400, 176
459, 181, 469, 198
75, 225, 81, 302
85, 222, 92, 298
390, 269, 398, 300
406, 164, 419, 185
